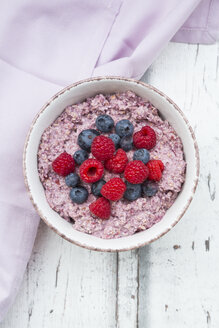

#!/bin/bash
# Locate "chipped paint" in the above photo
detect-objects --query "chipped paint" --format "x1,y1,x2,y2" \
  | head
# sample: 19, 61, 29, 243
205, 238, 210, 252
55, 256, 61, 287
207, 173, 216, 201
207, 311, 211, 325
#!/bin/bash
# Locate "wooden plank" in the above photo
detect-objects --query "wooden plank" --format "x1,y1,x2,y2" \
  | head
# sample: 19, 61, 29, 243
139, 42, 219, 327
116, 250, 139, 328
2, 221, 117, 328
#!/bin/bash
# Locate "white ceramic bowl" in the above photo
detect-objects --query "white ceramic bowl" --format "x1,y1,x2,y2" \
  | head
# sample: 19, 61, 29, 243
23, 77, 199, 252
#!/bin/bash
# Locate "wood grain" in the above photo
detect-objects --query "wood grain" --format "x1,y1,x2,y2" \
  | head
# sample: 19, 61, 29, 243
1, 41, 219, 328
139, 42, 219, 328
116, 250, 139, 328
2, 222, 117, 328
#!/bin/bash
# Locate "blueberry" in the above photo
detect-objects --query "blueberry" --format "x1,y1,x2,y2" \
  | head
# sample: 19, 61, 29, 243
133, 149, 150, 164
109, 134, 121, 149
115, 119, 134, 137
142, 181, 158, 197
91, 179, 106, 196
69, 186, 88, 204
120, 135, 133, 151
96, 115, 114, 133
77, 129, 100, 152
65, 173, 80, 187
124, 182, 142, 201
73, 149, 89, 165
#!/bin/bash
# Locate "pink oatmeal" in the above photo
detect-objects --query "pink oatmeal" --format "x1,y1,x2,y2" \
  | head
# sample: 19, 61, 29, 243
38, 91, 186, 239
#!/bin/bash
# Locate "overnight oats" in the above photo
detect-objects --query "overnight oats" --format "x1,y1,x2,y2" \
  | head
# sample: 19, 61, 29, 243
38, 91, 186, 239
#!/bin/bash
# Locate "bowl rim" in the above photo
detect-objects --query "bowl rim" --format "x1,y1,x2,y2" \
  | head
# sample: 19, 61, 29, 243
23, 76, 200, 252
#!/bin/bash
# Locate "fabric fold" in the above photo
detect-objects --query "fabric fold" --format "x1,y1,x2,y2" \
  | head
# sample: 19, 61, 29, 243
0, 58, 60, 321
0, 0, 122, 85
93, 0, 201, 79
0, 203, 39, 320
172, 0, 219, 44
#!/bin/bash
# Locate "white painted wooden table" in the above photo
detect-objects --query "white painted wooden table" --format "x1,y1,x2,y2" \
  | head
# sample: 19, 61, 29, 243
1, 41, 219, 328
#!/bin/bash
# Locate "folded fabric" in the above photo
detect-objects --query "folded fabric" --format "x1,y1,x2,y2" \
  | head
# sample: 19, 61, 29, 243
173, 0, 219, 44
0, 0, 218, 321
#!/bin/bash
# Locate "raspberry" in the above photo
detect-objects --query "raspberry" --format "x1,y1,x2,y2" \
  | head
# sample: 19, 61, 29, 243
89, 197, 111, 220
52, 152, 75, 176
124, 160, 149, 184
157, 160, 164, 172
146, 160, 164, 181
91, 135, 115, 161
79, 159, 104, 183
105, 149, 128, 174
133, 126, 156, 150
101, 177, 126, 201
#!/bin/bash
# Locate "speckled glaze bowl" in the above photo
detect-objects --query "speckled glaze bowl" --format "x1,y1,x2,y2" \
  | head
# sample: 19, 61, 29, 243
23, 77, 199, 252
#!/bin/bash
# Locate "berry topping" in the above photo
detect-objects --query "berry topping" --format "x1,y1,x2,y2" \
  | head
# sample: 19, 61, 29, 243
65, 173, 80, 187
73, 149, 89, 165
157, 160, 164, 172
142, 181, 158, 197
91, 135, 115, 161
120, 135, 133, 151
124, 182, 142, 201
91, 179, 106, 197
96, 114, 114, 133
101, 177, 126, 201
133, 148, 150, 164
89, 197, 111, 220
105, 149, 128, 174
133, 126, 156, 150
69, 186, 88, 204
124, 160, 149, 184
109, 134, 121, 149
79, 159, 104, 183
52, 152, 75, 176
77, 129, 100, 152
51, 112, 165, 222
115, 119, 134, 137
146, 160, 164, 181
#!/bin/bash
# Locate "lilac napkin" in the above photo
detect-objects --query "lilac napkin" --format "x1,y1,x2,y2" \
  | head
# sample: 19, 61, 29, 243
0, 0, 218, 321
